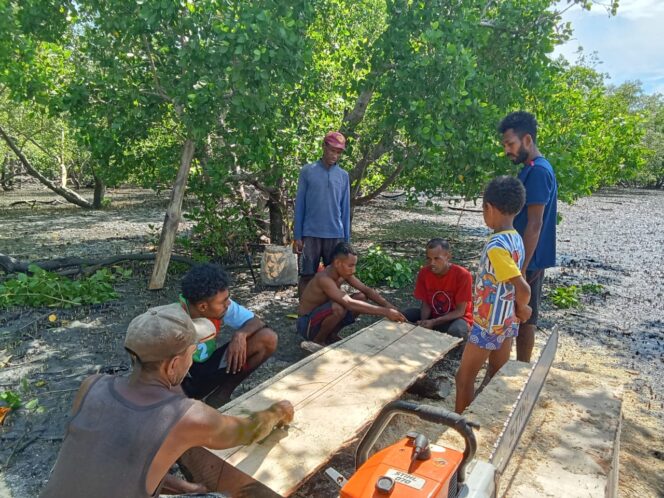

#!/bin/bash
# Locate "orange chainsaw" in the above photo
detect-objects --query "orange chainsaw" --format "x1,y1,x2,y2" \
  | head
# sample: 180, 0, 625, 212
326, 328, 558, 498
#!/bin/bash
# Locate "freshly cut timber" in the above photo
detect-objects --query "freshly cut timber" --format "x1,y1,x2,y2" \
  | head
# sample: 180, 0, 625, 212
179, 319, 461, 497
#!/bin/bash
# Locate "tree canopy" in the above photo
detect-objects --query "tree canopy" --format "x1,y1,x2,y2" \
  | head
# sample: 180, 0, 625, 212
0, 0, 657, 275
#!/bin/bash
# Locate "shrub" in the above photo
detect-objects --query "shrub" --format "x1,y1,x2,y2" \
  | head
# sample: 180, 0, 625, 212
355, 245, 421, 289
0, 265, 122, 308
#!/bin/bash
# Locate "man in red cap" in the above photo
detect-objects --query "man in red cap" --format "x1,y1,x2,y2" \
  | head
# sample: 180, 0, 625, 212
293, 131, 351, 302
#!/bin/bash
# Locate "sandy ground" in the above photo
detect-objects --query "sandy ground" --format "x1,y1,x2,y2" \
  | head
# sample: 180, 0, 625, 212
0, 186, 662, 497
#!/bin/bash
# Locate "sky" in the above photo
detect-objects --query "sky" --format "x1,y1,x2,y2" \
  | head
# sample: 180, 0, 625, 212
552, 0, 664, 95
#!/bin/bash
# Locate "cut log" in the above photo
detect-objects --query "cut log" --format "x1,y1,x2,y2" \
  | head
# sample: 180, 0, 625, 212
179, 320, 461, 497
148, 139, 195, 290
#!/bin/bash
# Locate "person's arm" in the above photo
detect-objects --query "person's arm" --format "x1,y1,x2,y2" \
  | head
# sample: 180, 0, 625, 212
293, 168, 307, 253
509, 274, 532, 323
341, 174, 351, 242
345, 275, 399, 310
187, 400, 294, 450
486, 246, 531, 322
226, 316, 266, 374
419, 301, 432, 321
521, 203, 545, 271
420, 301, 468, 328
320, 275, 405, 321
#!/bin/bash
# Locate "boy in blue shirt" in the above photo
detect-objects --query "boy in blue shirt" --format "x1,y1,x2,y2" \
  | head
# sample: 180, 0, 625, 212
455, 176, 532, 413
179, 263, 278, 408
499, 111, 557, 362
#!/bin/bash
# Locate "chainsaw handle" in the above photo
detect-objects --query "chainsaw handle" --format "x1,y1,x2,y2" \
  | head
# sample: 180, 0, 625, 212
355, 400, 478, 483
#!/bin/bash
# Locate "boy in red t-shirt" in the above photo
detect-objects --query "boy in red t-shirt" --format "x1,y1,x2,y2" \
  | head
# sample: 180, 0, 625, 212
403, 238, 473, 338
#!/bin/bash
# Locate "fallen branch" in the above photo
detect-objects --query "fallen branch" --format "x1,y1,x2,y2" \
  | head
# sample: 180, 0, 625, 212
9, 199, 64, 207
0, 252, 198, 275
446, 205, 482, 213
0, 252, 253, 276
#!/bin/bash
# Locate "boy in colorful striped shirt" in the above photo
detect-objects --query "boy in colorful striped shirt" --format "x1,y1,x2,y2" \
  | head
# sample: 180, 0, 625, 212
455, 176, 532, 413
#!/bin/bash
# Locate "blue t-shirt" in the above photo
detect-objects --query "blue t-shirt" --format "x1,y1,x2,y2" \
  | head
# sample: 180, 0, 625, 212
293, 160, 351, 241
514, 156, 557, 270
180, 297, 254, 363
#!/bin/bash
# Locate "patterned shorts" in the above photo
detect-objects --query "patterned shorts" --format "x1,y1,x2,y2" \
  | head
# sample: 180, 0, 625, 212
468, 323, 518, 351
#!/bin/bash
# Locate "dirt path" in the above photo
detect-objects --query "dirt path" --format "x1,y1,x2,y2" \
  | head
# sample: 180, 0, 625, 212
0, 186, 662, 497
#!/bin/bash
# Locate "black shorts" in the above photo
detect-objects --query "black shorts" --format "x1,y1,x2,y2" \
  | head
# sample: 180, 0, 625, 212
525, 269, 545, 326
299, 236, 345, 276
181, 342, 232, 399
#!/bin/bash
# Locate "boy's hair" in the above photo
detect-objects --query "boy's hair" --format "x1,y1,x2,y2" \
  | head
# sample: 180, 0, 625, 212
498, 111, 538, 144
181, 263, 230, 304
331, 242, 357, 261
426, 238, 450, 251
483, 176, 526, 215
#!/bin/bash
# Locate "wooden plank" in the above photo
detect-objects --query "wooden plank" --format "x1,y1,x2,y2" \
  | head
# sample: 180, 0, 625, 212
500, 368, 623, 498
373, 360, 532, 457
181, 320, 460, 497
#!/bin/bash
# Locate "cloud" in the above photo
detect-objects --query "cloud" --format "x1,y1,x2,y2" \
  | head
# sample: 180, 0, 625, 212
553, 0, 664, 94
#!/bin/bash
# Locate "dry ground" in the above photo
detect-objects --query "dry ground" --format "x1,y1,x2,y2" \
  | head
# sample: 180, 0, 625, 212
0, 186, 662, 497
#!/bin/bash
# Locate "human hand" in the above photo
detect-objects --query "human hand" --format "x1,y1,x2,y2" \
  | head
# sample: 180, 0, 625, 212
226, 332, 248, 374
385, 308, 406, 322
293, 240, 303, 254
515, 303, 532, 323
271, 400, 294, 427
417, 319, 436, 330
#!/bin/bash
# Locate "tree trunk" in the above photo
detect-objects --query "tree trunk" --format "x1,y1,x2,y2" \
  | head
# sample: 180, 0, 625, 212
92, 175, 106, 208
267, 195, 286, 245
148, 139, 196, 290
60, 128, 67, 188
0, 125, 93, 208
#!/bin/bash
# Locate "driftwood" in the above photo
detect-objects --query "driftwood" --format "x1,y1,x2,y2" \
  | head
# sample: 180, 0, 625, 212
0, 252, 252, 278
445, 205, 482, 213
0, 252, 197, 275
9, 199, 64, 207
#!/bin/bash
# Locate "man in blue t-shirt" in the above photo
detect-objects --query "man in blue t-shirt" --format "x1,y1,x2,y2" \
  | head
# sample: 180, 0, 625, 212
498, 111, 558, 362
179, 263, 278, 408
293, 131, 351, 298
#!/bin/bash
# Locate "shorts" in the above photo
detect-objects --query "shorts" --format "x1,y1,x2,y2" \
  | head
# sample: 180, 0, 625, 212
299, 237, 345, 276
297, 301, 355, 340
182, 342, 236, 399
525, 269, 545, 326
468, 323, 518, 351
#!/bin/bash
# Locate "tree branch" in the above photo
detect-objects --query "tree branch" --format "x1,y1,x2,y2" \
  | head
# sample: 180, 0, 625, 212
0, 125, 93, 208
352, 161, 407, 206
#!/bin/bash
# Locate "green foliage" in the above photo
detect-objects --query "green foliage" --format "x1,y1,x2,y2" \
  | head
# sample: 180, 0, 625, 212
0, 390, 22, 410
580, 283, 605, 295
630, 92, 664, 188
355, 245, 420, 289
0, 265, 121, 308
178, 192, 259, 262
549, 285, 581, 309
0, 0, 653, 262
549, 282, 605, 308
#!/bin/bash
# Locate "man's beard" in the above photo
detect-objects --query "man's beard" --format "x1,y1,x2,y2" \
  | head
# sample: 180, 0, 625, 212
510, 146, 529, 164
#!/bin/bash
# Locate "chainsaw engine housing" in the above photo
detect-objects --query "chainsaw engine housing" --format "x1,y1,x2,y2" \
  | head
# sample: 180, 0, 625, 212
340, 436, 464, 498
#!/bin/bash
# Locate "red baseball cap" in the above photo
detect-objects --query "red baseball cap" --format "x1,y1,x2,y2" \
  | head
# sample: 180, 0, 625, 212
324, 131, 346, 150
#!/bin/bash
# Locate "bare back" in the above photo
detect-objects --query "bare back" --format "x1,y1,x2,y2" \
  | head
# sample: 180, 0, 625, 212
298, 269, 347, 314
